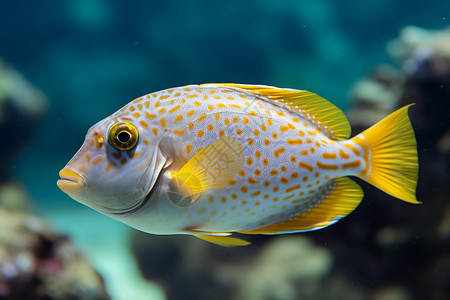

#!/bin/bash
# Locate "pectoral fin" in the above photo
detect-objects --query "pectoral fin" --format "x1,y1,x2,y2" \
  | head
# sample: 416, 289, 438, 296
171, 136, 244, 204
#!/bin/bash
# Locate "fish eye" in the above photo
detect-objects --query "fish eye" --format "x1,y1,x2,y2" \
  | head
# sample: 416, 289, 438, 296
108, 122, 139, 151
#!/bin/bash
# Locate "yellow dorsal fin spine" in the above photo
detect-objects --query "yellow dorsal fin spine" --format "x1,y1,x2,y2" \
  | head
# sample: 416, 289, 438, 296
203, 83, 351, 140
352, 105, 419, 203
238, 177, 363, 234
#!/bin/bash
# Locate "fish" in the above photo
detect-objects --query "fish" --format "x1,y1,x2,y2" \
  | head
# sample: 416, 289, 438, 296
57, 84, 419, 247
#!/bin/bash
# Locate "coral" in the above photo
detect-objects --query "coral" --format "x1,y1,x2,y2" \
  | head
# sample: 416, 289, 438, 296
0, 59, 111, 300
132, 233, 367, 300
0, 182, 110, 300
350, 26, 450, 186
235, 237, 333, 300
346, 64, 405, 131
343, 25, 450, 299
387, 26, 450, 81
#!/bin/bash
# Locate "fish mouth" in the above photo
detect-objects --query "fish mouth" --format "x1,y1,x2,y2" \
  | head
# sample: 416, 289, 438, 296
57, 169, 85, 193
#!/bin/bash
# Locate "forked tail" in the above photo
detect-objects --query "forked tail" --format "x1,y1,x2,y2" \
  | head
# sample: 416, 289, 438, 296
351, 105, 419, 204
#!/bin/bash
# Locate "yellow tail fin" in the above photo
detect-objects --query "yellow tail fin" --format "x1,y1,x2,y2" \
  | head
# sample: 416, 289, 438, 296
351, 105, 419, 204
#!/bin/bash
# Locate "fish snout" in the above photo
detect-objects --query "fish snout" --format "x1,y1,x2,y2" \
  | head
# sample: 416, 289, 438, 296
57, 169, 85, 193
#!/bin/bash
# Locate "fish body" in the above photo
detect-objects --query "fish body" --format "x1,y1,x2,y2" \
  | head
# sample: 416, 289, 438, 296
57, 84, 419, 246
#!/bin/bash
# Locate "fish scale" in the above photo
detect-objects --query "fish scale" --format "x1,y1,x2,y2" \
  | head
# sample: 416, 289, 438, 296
58, 83, 419, 246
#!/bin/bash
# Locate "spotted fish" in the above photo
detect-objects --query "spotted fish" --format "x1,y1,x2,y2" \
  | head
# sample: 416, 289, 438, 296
57, 84, 419, 246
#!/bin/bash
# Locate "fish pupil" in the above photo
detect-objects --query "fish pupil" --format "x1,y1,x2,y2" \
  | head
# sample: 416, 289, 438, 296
117, 131, 131, 143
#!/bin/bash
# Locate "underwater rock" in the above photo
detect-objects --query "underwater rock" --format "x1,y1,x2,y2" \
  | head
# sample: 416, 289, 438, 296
387, 26, 450, 81
0, 58, 47, 180
346, 64, 404, 131
348, 25, 450, 185
132, 233, 367, 300
341, 25, 450, 300
0, 182, 110, 300
0, 58, 110, 299
235, 236, 332, 300
388, 27, 450, 186
131, 233, 245, 300
437, 204, 450, 239
372, 285, 411, 300
0, 181, 30, 211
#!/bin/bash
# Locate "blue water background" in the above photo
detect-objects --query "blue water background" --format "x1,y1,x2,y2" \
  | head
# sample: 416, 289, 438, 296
0, 1, 448, 298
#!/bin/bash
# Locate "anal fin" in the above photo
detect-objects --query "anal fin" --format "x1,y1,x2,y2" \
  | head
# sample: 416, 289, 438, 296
238, 177, 363, 234
186, 229, 251, 247
194, 234, 251, 247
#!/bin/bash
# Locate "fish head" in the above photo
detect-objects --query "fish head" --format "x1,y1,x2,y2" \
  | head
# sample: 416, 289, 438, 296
57, 117, 167, 214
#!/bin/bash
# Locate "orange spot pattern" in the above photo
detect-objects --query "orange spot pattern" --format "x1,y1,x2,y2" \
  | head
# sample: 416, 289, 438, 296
342, 161, 361, 169
298, 162, 314, 172
316, 161, 338, 170
273, 147, 285, 158
322, 152, 337, 159
339, 149, 350, 159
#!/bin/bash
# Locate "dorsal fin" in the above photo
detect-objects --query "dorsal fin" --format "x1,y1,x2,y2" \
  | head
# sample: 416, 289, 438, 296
238, 177, 363, 234
203, 83, 351, 140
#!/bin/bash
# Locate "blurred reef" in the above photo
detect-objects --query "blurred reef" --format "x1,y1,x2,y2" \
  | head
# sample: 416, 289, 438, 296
0, 61, 110, 300
0, 192, 110, 300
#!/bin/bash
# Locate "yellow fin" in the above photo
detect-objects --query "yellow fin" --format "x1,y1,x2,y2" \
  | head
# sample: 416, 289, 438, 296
238, 177, 363, 234
194, 234, 251, 247
172, 136, 244, 202
204, 83, 351, 140
352, 104, 419, 204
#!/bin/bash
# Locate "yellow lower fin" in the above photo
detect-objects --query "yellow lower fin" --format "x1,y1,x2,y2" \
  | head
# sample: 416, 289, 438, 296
239, 177, 363, 234
194, 234, 251, 247
352, 105, 419, 204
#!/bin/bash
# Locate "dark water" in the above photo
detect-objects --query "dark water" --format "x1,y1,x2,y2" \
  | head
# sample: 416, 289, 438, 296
1, 1, 449, 299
